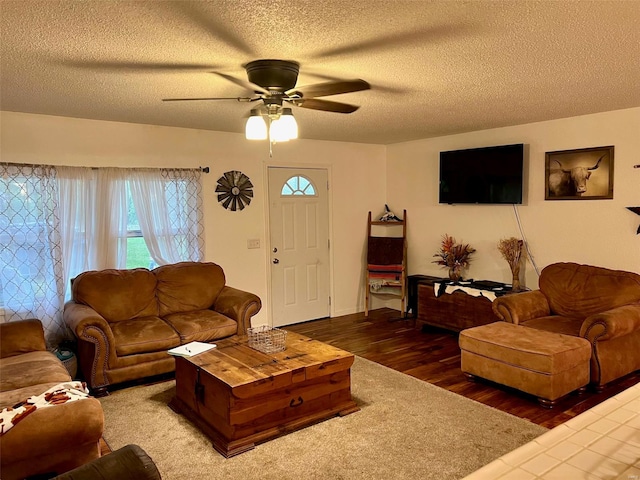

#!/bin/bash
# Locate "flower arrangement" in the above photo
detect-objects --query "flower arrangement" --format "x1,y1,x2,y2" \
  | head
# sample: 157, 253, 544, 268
497, 237, 525, 291
432, 234, 476, 281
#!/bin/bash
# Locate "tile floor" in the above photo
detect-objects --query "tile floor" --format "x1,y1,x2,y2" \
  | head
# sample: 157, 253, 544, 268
463, 382, 640, 479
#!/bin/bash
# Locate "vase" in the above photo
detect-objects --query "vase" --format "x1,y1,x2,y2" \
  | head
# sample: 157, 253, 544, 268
511, 266, 521, 291
448, 266, 462, 282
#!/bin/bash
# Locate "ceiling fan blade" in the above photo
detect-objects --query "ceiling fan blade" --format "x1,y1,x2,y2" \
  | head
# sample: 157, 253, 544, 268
162, 97, 256, 102
310, 24, 470, 59
213, 72, 269, 95
59, 59, 221, 72
290, 98, 360, 114
303, 70, 409, 94
287, 79, 370, 99
165, 2, 255, 56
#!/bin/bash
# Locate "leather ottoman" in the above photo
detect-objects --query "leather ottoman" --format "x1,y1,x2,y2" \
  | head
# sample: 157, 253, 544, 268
459, 322, 591, 407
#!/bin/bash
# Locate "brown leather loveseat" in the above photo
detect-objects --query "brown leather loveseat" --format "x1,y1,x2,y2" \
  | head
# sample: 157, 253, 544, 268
492, 262, 640, 389
64, 261, 261, 395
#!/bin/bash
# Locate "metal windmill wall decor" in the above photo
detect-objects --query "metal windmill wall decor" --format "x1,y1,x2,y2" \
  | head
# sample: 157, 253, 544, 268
215, 170, 253, 211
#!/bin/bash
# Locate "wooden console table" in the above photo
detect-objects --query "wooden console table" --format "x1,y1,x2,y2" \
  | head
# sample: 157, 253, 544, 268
416, 280, 512, 332
406, 274, 447, 317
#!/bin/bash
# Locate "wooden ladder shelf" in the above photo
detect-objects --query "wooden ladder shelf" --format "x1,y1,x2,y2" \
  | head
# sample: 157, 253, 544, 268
365, 209, 407, 317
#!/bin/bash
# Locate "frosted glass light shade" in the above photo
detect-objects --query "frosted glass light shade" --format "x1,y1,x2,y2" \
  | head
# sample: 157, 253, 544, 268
279, 108, 298, 139
269, 118, 290, 142
245, 113, 267, 140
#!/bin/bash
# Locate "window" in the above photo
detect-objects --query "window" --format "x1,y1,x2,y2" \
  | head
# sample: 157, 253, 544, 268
281, 175, 316, 196
0, 163, 204, 346
125, 184, 156, 269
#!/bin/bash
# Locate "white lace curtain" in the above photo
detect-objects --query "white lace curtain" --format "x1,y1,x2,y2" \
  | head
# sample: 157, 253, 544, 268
129, 168, 204, 265
0, 164, 204, 347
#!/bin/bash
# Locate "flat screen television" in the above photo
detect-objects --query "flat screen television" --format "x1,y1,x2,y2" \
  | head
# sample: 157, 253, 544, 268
439, 143, 524, 204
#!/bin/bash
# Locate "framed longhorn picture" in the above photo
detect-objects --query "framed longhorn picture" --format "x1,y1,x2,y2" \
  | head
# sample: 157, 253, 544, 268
545, 146, 614, 200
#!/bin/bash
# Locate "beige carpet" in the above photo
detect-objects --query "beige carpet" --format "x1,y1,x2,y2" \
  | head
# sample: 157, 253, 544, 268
99, 357, 546, 480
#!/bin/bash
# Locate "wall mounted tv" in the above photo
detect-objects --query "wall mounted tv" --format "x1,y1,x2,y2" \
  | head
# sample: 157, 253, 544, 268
439, 143, 524, 205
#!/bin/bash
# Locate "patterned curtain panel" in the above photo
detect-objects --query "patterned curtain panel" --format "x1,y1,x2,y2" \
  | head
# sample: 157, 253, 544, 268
0, 163, 67, 347
162, 168, 205, 262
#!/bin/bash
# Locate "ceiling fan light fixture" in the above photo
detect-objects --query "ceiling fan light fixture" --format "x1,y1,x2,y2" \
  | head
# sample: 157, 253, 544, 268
245, 110, 267, 140
278, 108, 298, 140
269, 117, 290, 142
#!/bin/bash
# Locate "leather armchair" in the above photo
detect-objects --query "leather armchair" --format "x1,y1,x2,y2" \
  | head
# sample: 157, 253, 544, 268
493, 262, 640, 388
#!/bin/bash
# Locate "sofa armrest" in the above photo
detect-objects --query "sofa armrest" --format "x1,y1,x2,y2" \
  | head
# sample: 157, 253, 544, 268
53, 444, 161, 480
0, 319, 47, 358
580, 303, 640, 342
63, 302, 117, 388
492, 290, 551, 325
64, 302, 114, 343
213, 286, 262, 335
0, 397, 104, 467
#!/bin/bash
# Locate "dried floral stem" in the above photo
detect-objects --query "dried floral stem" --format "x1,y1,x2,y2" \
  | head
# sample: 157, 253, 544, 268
498, 237, 525, 289
497, 237, 524, 270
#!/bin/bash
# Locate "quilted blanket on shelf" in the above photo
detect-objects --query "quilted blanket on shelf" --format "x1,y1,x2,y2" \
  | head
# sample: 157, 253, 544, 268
368, 264, 403, 291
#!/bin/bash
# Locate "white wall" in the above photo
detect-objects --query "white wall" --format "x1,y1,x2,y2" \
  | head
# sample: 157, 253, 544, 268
0, 111, 387, 323
3, 108, 638, 319
386, 107, 640, 294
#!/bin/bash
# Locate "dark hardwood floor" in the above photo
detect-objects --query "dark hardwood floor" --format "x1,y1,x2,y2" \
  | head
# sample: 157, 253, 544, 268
285, 307, 640, 430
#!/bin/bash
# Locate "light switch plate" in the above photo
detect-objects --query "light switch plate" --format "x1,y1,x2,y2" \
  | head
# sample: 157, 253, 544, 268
247, 239, 260, 249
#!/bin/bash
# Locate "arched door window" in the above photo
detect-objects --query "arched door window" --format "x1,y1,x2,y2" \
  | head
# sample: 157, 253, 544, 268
280, 175, 317, 196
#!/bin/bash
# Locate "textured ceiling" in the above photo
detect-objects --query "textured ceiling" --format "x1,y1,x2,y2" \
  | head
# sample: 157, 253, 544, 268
1, 0, 639, 145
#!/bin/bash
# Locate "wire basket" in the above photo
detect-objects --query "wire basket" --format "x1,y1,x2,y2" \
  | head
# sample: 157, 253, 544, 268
247, 325, 287, 354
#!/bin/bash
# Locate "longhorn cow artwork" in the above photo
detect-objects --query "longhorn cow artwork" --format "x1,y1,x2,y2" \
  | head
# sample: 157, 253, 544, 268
545, 146, 614, 200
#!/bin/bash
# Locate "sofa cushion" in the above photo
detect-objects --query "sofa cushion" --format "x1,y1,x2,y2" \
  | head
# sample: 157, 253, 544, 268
110, 317, 181, 356
0, 351, 71, 393
0, 351, 71, 408
154, 262, 226, 317
72, 268, 158, 322
520, 315, 583, 336
163, 310, 237, 343
540, 263, 640, 318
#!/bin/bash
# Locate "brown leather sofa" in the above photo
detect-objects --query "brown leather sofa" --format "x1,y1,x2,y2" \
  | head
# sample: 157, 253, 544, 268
0, 319, 104, 480
64, 261, 262, 395
492, 262, 640, 389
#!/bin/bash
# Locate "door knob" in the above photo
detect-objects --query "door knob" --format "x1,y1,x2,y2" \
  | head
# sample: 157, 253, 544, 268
273, 247, 278, 253
273, 258, 279, 264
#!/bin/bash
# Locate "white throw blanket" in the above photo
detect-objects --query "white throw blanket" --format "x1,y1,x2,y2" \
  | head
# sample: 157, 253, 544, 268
0, 381, 90, 435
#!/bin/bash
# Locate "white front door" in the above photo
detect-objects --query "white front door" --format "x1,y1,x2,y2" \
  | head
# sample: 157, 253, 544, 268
268, 167, 330, 327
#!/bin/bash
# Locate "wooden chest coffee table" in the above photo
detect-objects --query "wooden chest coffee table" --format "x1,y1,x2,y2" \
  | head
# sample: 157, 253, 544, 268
168, 331, 359, 457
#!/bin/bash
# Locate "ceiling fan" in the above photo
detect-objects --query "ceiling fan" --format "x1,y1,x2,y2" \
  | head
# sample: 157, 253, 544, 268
163, 59, 370, 113
162, 59, 370, 142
